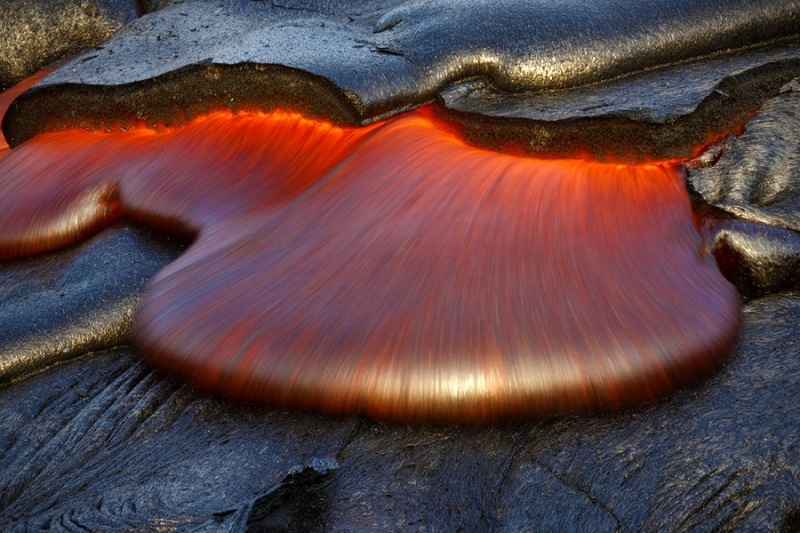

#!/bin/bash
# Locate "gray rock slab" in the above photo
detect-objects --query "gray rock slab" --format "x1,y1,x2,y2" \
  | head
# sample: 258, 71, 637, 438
2, 0, 411, 145
33, 0, 800, 95
1, 291, 797, 530
374, 0, 800, 92
440, 41, 800, 124
0, 0, 140, 90
441, 55, 800, 161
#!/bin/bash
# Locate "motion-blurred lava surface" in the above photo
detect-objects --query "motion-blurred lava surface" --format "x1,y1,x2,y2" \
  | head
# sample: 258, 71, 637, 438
0, 74, 741, 421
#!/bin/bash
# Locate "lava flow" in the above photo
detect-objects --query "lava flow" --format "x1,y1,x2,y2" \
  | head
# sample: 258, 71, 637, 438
0, 75, 741, 421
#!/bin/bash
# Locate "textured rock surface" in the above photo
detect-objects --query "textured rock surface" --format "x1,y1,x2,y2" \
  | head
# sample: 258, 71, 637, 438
441, 43, 800, 124
0, 224, 183, 384
699, 218, 800, 298
0, 347, 358, 530
691, 79, 800, 232
0, 0, 139, 91
0, 0, 799, 529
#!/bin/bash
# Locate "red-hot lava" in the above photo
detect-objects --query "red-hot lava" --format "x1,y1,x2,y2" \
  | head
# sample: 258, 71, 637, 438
0, 74, 741, 421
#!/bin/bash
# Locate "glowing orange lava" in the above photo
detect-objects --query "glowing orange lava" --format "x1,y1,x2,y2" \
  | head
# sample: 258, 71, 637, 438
0, 76, 741, 421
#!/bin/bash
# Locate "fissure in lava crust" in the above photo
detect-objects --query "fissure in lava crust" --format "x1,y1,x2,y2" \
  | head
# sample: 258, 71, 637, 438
0, 74, 741, 421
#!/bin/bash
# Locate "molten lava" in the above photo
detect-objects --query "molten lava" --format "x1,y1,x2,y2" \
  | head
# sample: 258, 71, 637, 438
0, 75, 741, 421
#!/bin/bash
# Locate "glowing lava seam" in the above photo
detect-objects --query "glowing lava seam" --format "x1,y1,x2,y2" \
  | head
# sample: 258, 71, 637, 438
0, 82, 741, 421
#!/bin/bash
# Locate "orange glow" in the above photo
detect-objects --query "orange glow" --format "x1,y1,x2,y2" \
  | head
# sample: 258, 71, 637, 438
0, 65, 58, 150
0, 79, 741, 421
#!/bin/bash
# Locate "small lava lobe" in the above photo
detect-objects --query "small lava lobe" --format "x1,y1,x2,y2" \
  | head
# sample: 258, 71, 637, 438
0, 70, 741, 421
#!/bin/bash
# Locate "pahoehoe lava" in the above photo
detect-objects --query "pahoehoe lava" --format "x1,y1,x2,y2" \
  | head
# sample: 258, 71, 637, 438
0, 0, 797, 529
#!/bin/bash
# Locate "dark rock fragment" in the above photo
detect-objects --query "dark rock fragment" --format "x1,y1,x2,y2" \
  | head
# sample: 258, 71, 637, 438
442, 51, 800, 161
245, 459, 339, 531
699, 218, 800, 298
140, 0, 177, 13
441, 42, 800, 124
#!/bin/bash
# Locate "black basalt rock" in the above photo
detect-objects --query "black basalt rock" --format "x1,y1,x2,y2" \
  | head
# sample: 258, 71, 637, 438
699, 218, 800, 298
0, 348, 360, 530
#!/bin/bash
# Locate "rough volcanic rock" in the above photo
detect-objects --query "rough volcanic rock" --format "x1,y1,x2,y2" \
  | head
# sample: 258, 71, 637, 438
0, 0, 139, 91
0, 0, 799, 530
442, 52, 800, 161
371, 0, 800, 92
690, 78, 800, 232
440, 43, 800, 124
0, 224, 183, 384
699, 218, 800, 298
0, 347, 359, 530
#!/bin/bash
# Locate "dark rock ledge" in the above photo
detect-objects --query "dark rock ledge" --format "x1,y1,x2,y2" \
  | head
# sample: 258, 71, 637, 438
4, 0, 800, 161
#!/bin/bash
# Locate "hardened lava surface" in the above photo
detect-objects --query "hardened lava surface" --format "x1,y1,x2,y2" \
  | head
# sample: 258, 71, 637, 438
691, 78, 800, 233
0, 0, 798, 529
0, 0, 138, 91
